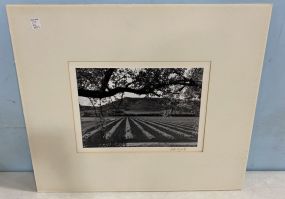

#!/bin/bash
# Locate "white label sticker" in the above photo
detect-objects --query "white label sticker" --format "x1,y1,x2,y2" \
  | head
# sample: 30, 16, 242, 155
30, 18, 41, 30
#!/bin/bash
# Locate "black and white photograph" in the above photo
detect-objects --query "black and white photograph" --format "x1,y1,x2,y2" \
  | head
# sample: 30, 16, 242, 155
74, 66, 206, 148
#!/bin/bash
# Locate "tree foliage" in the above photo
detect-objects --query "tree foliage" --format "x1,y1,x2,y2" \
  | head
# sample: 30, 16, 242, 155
76, 68, 203, 100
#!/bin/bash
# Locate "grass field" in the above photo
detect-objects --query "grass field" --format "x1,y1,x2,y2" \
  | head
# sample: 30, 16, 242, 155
81, 116, 199, 147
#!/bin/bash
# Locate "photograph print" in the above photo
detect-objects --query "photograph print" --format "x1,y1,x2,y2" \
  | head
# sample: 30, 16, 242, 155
73, 65, 208, 149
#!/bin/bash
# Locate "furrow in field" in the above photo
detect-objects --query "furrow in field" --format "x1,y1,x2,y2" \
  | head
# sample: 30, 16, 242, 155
136, 118, 193, 138
174, 122, 196, 127
82, 118, 117, 134
82, 122, 98, 133
157, 119, 196, 128
131, 119, 155, 140
82, 118, 122, 140
137, 118, 195, 132
125, 118, 133, 139
134, 119, 174, 140
142, 118, 196, 130
150, 120, 194, 132
105, 118, 125, 140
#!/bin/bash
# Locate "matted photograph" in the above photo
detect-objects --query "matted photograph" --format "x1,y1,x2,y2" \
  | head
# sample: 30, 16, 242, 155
69, 62, 210, 151
8, 4, 270, 191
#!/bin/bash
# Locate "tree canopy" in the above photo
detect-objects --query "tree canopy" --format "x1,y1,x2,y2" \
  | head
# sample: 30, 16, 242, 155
76, 68, 203, 101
